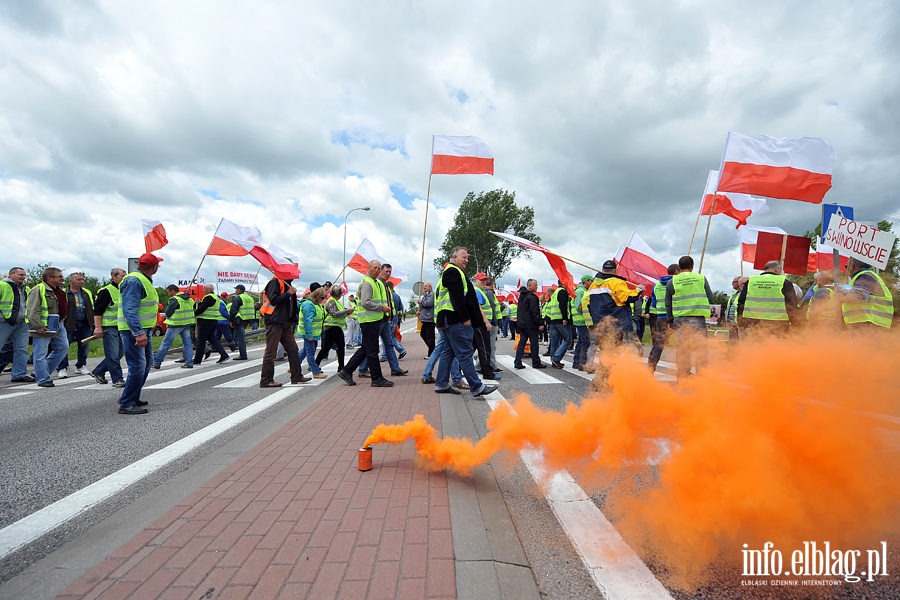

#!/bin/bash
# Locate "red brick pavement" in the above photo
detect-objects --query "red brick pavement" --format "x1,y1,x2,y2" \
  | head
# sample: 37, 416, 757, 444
60, 342, 456, 599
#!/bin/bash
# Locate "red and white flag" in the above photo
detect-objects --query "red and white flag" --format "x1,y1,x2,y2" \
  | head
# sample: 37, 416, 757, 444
808, 241, 849, 273
615, 232, 668, 296
251, 243, 300, 280
431, 135, 494, 176
141, 219, 168, 253
490, 231, 575, 296
699, 170, 769, 228
207, 218, 263, 256
717, 132, 836, 204
346, 238, 408, 287
340, 281, 349, 296
613, 244, 659, 295
738, 225, 787, 263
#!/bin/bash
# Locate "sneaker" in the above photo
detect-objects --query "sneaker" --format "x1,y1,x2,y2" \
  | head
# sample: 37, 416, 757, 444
216, 356, 231, 364
181, 365, 193, 369
112, 380, 126, 388
435, 386, 461, 395
57, 369, 68, 379
151, 364, 161, 370
453, 381, 470, 390
390, 369, 408, 376
422, 377, 436, 384
514, 364, 526, 370
551, 360, 564, 369
118, 405, 148, 415
533, 363, 547, 369
91, 373, 109, 385
174, 358, 185, 363
38, 381, 55, 388
371, 378, 394, 388
75, 366, 89, 376
312, 373, 327, 379
358, 371, 372, 378
398, 351, 407, 360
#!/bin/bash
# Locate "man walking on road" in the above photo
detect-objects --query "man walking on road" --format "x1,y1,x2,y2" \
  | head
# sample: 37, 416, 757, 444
59, 272, 96, 377
666, 255, 713, 379
259, 274, 309, 388
513, 279, 546, 370
0, 267, 33, 383
228, 284, 254, 360
433, 247, 497, 398
91, 268, 127, 386
117, 253, 162, 414
153, 284, 195, 369
27, 267, 69, 388
193, 284, 230, 366
338, 260, 394, 388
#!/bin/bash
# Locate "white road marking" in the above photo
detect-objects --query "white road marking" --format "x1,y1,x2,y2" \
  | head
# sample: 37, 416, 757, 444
144, 359, 262, 389
0, 391, 33, 400
485, 393, 673, 600
215, 359, 340, 388
495, 355, 560, 384
0, 386, 302, 561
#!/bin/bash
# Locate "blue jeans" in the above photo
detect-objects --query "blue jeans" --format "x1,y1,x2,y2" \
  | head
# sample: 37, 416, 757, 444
573, 325, 590, 368
423, 330, 461, 384
59, 320, 93, 369
32, 330, 69, 384
435, 323, 485, 394
549, 323, 573, 363
673, 316, 708, 377
119, 329, 153, 407
232, 321, 247, 358
93, 326, 125, 382
153, 325, 193, 367
380, 316, 405, 358
300, 338, 321, 374
0, 321, 30, 379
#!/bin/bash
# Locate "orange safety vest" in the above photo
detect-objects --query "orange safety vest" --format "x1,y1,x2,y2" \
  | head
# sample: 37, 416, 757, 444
259, 278, 286, 316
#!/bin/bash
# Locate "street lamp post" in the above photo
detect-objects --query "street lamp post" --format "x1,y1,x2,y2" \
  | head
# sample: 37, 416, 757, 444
342, 206, 371, 284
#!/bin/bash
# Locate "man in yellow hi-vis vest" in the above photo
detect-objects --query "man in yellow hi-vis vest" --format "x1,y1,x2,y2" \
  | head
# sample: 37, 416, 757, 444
665, 255, 714, 379
117, 253, 162, 414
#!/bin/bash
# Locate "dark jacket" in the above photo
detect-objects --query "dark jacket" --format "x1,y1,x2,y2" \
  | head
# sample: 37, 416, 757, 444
63, 287, 96, 330
516, 286, 542, 329
263, 278, 299, 326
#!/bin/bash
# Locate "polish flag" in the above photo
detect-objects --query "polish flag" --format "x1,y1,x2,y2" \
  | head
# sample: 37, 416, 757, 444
614, 244, 659, 297
346, 238, 408, 287
207, 218, 263, 256
251, 243, 300, 280
699, 170, 769, 228
141, 219, 168, 253
516, 278, 522, 289
490, 231, 575, 296
340, 281, 349, 296
617, 231, 668, 279
431, 135, 494, 175
717, 132, 836, 204
808, 241, 849, 273
738, 225, 787, 263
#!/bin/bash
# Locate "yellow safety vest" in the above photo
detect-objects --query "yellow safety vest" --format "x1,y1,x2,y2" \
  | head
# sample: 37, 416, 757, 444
743, 275, 788, 321
842, 270, 893, 328
670, 273, 711, 318
116, 272, 159, 330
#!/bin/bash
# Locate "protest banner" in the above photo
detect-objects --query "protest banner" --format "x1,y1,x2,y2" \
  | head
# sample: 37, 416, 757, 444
216, 271, 259, 286
824, 215, 896, 270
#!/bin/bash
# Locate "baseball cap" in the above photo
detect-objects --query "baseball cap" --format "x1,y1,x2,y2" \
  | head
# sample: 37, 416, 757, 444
581, 274, 594, 283
138, 253, 163, 267
474, 272, 488, 280
234, 284, 246, 291
324, 281, 332, 287
602, 259, 618, 271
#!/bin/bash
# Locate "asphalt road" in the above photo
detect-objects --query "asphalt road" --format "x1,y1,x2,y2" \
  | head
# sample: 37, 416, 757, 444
1, 332, 897, 599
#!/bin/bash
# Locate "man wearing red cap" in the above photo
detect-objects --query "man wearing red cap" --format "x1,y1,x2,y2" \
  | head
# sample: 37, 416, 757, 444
117, 253, 162, 414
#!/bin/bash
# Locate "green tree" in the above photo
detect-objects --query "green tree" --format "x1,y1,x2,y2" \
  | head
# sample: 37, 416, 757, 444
433, 189, 540, 279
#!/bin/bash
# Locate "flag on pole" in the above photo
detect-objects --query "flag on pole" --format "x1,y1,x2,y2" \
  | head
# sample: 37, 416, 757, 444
738, 225, 788, 263
717, 132, 836, 204
346, 238, 408, 287
613, 244, 659, 295
490, 231, 575, 296
808, 241, 849, 273
141, 219, 168, 253
251, 243, 300, 280
207, 218, 264, 256
431, 135, 494, 175
615, 232, 668, 296
699, 170, 769, 228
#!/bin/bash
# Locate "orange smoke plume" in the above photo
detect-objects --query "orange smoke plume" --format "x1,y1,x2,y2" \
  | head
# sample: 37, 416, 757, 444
364, 328, 900, 588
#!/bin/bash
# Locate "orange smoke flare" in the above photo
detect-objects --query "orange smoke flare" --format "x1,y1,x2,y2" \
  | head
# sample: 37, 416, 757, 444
364, 328, 900, 588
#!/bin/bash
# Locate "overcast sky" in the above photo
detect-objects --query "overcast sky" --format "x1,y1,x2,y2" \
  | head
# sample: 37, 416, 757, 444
1, 0, 897, 294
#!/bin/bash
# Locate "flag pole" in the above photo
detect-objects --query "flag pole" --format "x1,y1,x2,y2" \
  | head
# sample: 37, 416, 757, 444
188, 218, 221, 289
687, 211, 702, 254
418, 136, 436, 300
698, 196, 717, 273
